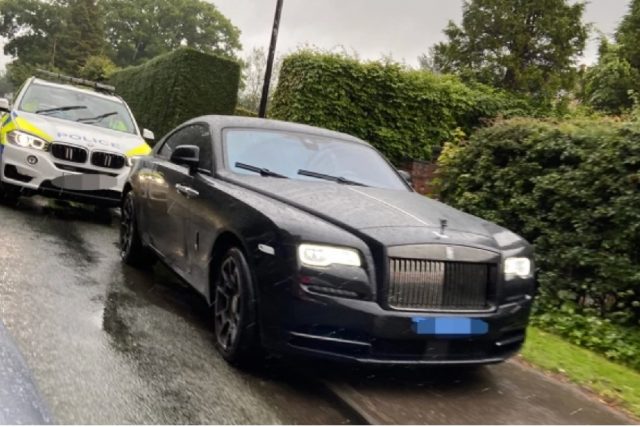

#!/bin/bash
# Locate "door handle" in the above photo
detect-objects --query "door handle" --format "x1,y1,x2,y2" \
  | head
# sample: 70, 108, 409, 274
175, 184, 199, 199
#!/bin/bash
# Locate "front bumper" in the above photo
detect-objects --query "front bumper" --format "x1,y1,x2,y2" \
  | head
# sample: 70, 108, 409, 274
262, 289, 533, 366
0, 143, 128, 206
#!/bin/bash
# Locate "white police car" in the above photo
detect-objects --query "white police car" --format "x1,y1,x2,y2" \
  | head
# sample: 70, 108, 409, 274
0, 70, 153, 206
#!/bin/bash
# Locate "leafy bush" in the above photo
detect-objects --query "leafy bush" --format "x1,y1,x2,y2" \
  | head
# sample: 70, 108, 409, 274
581, 52, 639, 114
437, 118, 640, 328
532, 312, 640, 371
79, 55, 119, 81
110, 48, 241, 140
271, 51, 534, 165
235, 107, 258, 117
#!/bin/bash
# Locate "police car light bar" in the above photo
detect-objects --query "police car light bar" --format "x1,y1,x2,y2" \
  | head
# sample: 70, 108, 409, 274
35, 69, 116, 94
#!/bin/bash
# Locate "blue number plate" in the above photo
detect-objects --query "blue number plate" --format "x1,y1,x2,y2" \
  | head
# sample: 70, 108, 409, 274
412, 317, 488, 336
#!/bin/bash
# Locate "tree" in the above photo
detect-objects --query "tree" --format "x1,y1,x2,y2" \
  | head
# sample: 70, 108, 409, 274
0, 0, 104, 82
102, 0, 242, 67
0, 0, 241, 85
0, 71, 13, 96
616, 0, 640, 70
56, 0, 105, 74
238, 47, 282, 113
429, 0, 588, 100
0, 0, 67, 83
79, 55, 119, 81
581, 38, 639, 114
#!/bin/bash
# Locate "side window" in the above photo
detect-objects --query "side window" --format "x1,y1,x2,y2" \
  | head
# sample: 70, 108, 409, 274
189, 124, 213, 173
157, 129, 185, 159
157, 124, 213, 173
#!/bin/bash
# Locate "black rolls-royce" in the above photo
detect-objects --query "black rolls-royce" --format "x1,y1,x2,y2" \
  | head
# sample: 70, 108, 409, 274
120, 116, 535, 366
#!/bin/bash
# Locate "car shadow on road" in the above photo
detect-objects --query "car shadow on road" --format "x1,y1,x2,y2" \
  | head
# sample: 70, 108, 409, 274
0, 196, 114, 226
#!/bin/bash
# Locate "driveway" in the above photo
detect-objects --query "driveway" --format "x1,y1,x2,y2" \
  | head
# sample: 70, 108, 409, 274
0, 197, 633, 424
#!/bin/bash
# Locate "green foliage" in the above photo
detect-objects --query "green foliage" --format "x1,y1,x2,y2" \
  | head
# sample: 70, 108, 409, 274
0, 0, 66, 83
102, 0, 241, 67
238, 47, 282, 114
271, 51, 534, 165
78, 55, 119, 81
437, 118, 640, 328
56, 0, 105, 74
110, 48, 240, 140
0, 0, 241, 85
616, 0, 640, 70
235, 107, 258, 117
430, 0, 588, 100
523, 327, 640, 415
581, 50, 639, 115
0, 72, 14, 96
0, 0, 104, 77
531, 313, 640, 371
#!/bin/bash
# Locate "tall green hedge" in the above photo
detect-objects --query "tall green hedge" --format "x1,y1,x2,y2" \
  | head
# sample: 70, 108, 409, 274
110, 48, 240, 140
437, 118, 640, 329
271, 51, 534, 164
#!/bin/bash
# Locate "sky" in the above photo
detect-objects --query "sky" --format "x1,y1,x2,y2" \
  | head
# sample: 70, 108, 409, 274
214, 0, 631, 66
0, 0, 632, 73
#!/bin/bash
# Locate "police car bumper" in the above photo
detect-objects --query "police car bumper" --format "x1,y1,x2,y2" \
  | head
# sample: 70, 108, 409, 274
0, 143, 129, 206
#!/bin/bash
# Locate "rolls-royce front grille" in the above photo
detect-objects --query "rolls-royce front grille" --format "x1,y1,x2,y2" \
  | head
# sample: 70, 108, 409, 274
91, 152, 126, 170
387, 258, 495, 311
51, 143, 88, 164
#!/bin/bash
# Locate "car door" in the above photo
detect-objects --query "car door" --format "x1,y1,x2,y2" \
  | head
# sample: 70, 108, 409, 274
179, 124, 221, 295
146, 125, 200, 274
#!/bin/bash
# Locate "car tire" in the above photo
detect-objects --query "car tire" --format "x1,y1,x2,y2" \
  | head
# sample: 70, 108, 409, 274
213, 247, 261, 367
120, 191, 155, 268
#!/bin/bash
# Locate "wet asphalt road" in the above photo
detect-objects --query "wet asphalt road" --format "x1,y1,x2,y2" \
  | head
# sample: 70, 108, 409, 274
0, 197, 352, 424
0, 196, 634, 425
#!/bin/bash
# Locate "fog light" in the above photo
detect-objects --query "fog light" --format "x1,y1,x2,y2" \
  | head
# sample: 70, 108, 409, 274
26, 155, 38, 165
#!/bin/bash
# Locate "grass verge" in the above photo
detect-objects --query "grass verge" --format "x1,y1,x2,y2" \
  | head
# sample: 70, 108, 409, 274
520, 327, 640, 420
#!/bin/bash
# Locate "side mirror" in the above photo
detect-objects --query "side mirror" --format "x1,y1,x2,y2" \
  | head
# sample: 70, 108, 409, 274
0, 98, 10, 113
142, 128, 155, 141
398, 169, 412, 183
170, 145, 200, 175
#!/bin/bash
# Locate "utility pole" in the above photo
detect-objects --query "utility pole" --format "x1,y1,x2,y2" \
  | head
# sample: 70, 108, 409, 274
259, 0, 284, 118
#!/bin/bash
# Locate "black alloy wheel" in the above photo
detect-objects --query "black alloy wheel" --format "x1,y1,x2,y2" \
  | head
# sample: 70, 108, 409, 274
120, 192, 154, 267
213, 247, 259, 365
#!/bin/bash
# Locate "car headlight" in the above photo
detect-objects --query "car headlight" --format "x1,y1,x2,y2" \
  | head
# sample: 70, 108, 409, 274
7, 130, 48, 151
504, 257, 532, 278
298, 244, 362, 267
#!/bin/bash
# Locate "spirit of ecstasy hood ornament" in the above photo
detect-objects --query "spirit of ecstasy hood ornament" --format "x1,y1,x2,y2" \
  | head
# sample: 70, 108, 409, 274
433, 219, 449, 239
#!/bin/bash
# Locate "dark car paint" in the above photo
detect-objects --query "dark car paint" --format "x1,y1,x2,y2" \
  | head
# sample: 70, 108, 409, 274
126, 116, 536, 365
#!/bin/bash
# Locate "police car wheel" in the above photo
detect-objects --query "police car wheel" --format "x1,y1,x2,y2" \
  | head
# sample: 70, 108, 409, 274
120, 191, 155, 268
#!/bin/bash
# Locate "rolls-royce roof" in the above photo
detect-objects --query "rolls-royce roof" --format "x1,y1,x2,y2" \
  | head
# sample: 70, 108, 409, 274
189, 115, 371, 147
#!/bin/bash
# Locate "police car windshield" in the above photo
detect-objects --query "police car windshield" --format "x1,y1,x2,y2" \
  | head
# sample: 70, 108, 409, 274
19, 83, 137, 135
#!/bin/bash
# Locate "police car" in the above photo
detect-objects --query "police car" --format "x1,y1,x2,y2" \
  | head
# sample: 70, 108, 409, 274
0, 70, 153, 206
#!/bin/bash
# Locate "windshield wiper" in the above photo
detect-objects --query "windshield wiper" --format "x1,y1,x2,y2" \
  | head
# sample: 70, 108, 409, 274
298, 169, 368, 187
36, 105, 87, 114
235, 162, 289, 179
77, 111, 118, 123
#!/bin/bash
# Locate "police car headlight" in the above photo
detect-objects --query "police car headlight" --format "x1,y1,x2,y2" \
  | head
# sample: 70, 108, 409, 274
7, 130, 48, 151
